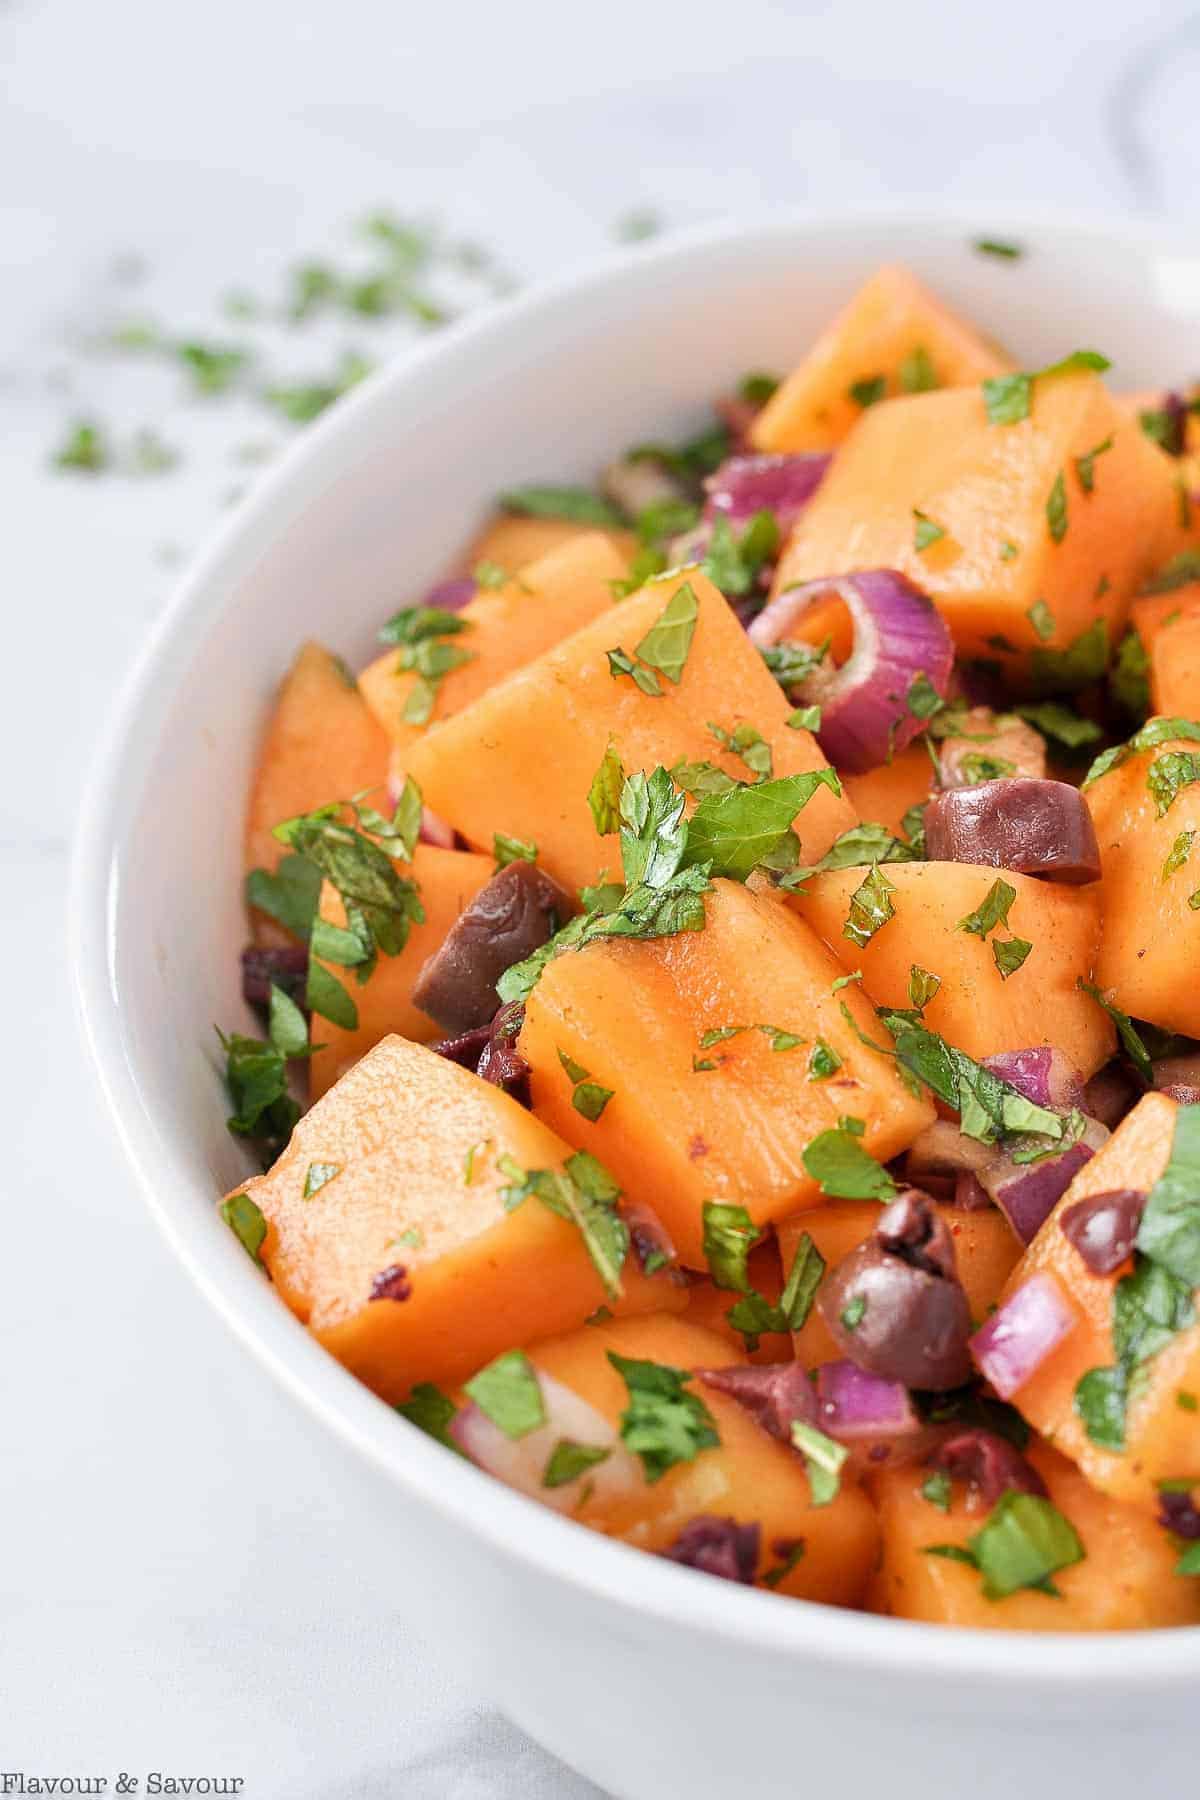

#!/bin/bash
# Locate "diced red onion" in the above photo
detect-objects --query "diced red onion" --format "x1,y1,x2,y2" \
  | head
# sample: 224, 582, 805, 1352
981, 1048, 1085, 1114
425, 575, 477, 612
970, 1272, 1078, 1398
924, 779, 1101, 884
704, 452, 830, 534
449, 1371, 640, 1513
749, 571, 954, 773
980, 1124, 1106, 1246
814, 1360, 917, 1440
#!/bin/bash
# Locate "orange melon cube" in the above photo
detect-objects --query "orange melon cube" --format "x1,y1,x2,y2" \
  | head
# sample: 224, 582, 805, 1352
750, 265, 1013, 454
841, 745, 932, 839
518, 879, 934, 1269
1127, 583, 1200, 719
308, 845, 494, 1100
773, 374, 1176, 673
245, 642, 390, 882
359, 532, 629, 749
529, 1314, 880, 1606
787, 860, 1114, 1078
463, 512, 638, 576
232, 1035, 682, 1402
404, 569, 856, 893
680, 1240, 791, 1365
1001, 1092, 1200, 1510
1088, 725, 1200, 1037
779, 1201, 1021, 1368
870, 1441, 1200, 1630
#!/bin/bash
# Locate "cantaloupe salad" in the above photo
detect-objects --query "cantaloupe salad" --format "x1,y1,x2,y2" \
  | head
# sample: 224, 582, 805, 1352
217, 265, 1200, 1630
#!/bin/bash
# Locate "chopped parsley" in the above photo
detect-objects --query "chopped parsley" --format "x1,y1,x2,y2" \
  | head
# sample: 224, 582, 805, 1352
982, 350, 1110, 427
957, 877, 1016, 939
921, 1471, 953, 1512
219, 1191, 268, 1265
703, 511, 780, 598
974, 238, 1024, 260
683, 769, 841, 881
791, 1419, 848, 1507
1077, 982, 1154, 1083
787, 704, 822, 732
739, 370, 781, 406
1147, 752, 1200, 818
908, 964, 942, 1009
587, 741, 627, 835
1109, 628, 1151, 719
607, 1353, 720, 1482
913, 509, 947, 552
727, 1232, 826, 1348
840, 1295, 867, 1331
843, 864, 896, 948
608, 582, 699, 693
808, 1038, 842, 1080
761, 1540, 807, 1587
783, 821, 919, 891
759, 637, 830, 690
802, 1118, 897, 1200
53, 419, 111, 473
1083, 716, 1200, 788
701, 1201, 762, 1292
992, 936, 1033, 979
880, 1015, 1065, 1147
1074, 435, 1113, 494
377, 605, 476, 724
1026, 599, 1056, 642
395, 1382, 463, 1453
542, 1439, 612, 1488
494, 832, 537, 868
1162, 830, 1196, 881
500, 1151, 628, 1298
1014, 700, 1103, 751
245, 852, 323, 939
218, 978, 312, 1162
1046, 471, 1069, 544
464, 1350, 546, 1438
708, 720, 773, 781
898, 345, 938, 394
849, 374, 887, 409
1031, 620, 1109, 694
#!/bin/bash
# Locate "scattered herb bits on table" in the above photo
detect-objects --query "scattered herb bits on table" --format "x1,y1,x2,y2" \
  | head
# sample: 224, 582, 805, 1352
219, 261, 1200, 1631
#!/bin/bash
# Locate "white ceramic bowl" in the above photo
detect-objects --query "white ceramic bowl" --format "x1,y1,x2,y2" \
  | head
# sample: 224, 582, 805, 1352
72, 213, 1200, 1800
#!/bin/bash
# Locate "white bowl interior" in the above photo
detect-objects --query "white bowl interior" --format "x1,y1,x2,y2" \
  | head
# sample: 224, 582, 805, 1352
74, 213, 1200, 1718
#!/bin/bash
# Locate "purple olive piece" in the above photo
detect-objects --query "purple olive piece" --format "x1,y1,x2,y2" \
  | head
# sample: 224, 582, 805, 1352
412, 861, 571, 1036
924, 777, 1101, 883
817, 1191, 973, 1391
1158, 1488, 1200, 1539
662, 1516, 760, 1584
430, 1022, 493, 1070
1059, 1188, 1145, 1276
240, 944, 309, 1009
928, 1430, 1048, 1505
1083, 1060, 1140, 1128
369, 1264, 412, 1303
696, 1362, 819, 1444
476, 1000, 532, 1107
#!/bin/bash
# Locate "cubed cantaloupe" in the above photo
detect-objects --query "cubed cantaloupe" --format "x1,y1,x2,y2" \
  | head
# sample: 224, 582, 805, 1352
463, 512, 638, 576
308, 845, 495, 1100
518, 879, 934, 1268
749, 265, 1013, 454
773, 373, 1176, 673
869, 1441, 1200, 1630
1128, 584, 1200, 720
1002, 1091, 1200, 1510
404, 569, 856, 893
359, 532, 630, 749
231, 1035, 683, 1402
528, 1314, 879, 1606
245, 641, 390, 880
680, 1240, 791, 1365
779, 1201, 1021, 1368
787, 860, 1114, 1077
841, 745, 932, 839
1088, 726, 1200, 1038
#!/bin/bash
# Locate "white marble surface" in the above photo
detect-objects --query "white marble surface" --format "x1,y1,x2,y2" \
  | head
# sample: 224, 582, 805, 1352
3, 0, 1199, 1792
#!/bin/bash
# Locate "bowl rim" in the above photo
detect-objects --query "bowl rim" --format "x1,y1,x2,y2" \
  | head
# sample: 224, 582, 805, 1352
70, 206, 1200, 1688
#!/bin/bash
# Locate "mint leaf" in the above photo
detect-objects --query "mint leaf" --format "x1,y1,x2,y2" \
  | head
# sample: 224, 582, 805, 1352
702, 1200, 762, 1292
588, 741, 626, 835
607, 1353, 720, 1483
803, 1122, 897, 1200
465, 1350, 546, 1438
967, 1492, 1084, 1599
395, 1382, 463, 1454
634, 582, 699, 685
683, 769, 842, 882
983, 351, 1110, 427
1031, 620, 1109, 694
843, 864, 896, 948
791, 1420, 848, 1507
542, 1439, 612, 1488
219, 1191, 268, 1266
245, 853, 323, 938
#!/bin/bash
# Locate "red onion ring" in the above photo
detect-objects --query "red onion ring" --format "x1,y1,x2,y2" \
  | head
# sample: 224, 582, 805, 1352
749, 571, 954, 773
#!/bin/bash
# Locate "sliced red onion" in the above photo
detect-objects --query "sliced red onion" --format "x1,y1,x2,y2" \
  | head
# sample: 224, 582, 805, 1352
981, 1048, 1085, 1114
814, 1360, 917, 1440
425, 575, 477, 612
936, 709, 1046, 788
924, 779, 1101, 884
449, 1370, 640, 1513
980, 1127, 1105, 1246
1060, 1188, 1145, 1276
749, 571, 954, 773
704, 452, 830, 534
970, 1272, 1078, 1398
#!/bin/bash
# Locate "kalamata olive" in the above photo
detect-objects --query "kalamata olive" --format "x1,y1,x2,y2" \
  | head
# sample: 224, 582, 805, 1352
412, 861, 570, 1035
696, 1362, 819, 1443
662, 1516, 760, 1583
935, 708, 1046, 787
1159, 1488, 1200, 1539
432, 1001, 532, 1106
1083, 1060, 1140, 1128
240, 944, 308, 1009
924, 777, 1101, 883
928, 1429, 1047, 1505
1059, 1188, 1145, 1276
817, 1191, 973, 1390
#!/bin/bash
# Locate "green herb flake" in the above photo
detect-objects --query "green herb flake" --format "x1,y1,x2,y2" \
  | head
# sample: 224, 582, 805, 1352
1014, 701, 1103, 750
1109, 629, 1151, 719
634, 582, 700, 685
974, 238, 1024, 260
701, 1200, 762, 1292
53, 420, 110, 473
840, 1294, 867, 1331
907, 671, 945, 720
684, 769, 842, 883
1074, 436, 1113, 494
499, 485, 624, 527
898, 345, 939, 394
1031, 620, 1109, 695
967, 1491, 1084, 1600
1083, 716, 1200, 788
808, 1038, 842, 1081
802, 1122, 897, 1201
1178, 1543, 1200, 1576
1177, 1390, 1198, 1412
787, 704, 823, 732
1077, 982, 1154, 1083
908, 965, 942, 1010
982, 350, 1109, 427
791, 1419, 849, 1507
607, 1352, 720, 1482
759, 1025, 805, 1052
1046, 471, 1069, 544
395, 1382, 463, 1454
761, 1540, 807, 1587
1162, 830, 1196, 881
999, 540, 1020, 561
844, 864, 897, 948
464, 1349, 546, 1439
708, 719, 773, 782
1026, 600, 1056, 642
1135, 1102, 1200, 1290
219, 1191, 268, 1266
703, 511, 781, 598
913, 509, 947, 553
760, 637, 831, 690
921, 1471, 953, 1512
245, 853, 323, 939
607, 645, 663, 697
587, 741, 627, 835
849, 375, 887, 409
739, 370, 781, 406
494, 832, 537, 868
302, 1162, 341, 1199
1148, 752, 1200, 818
957, 878, 1017, 940
572, 1081, 614, 1122
542, 1439, 612, 1488
992, 936, 1032, 979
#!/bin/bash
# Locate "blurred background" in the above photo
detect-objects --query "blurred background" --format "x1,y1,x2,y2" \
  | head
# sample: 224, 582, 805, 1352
3, 0, 1199, 1791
